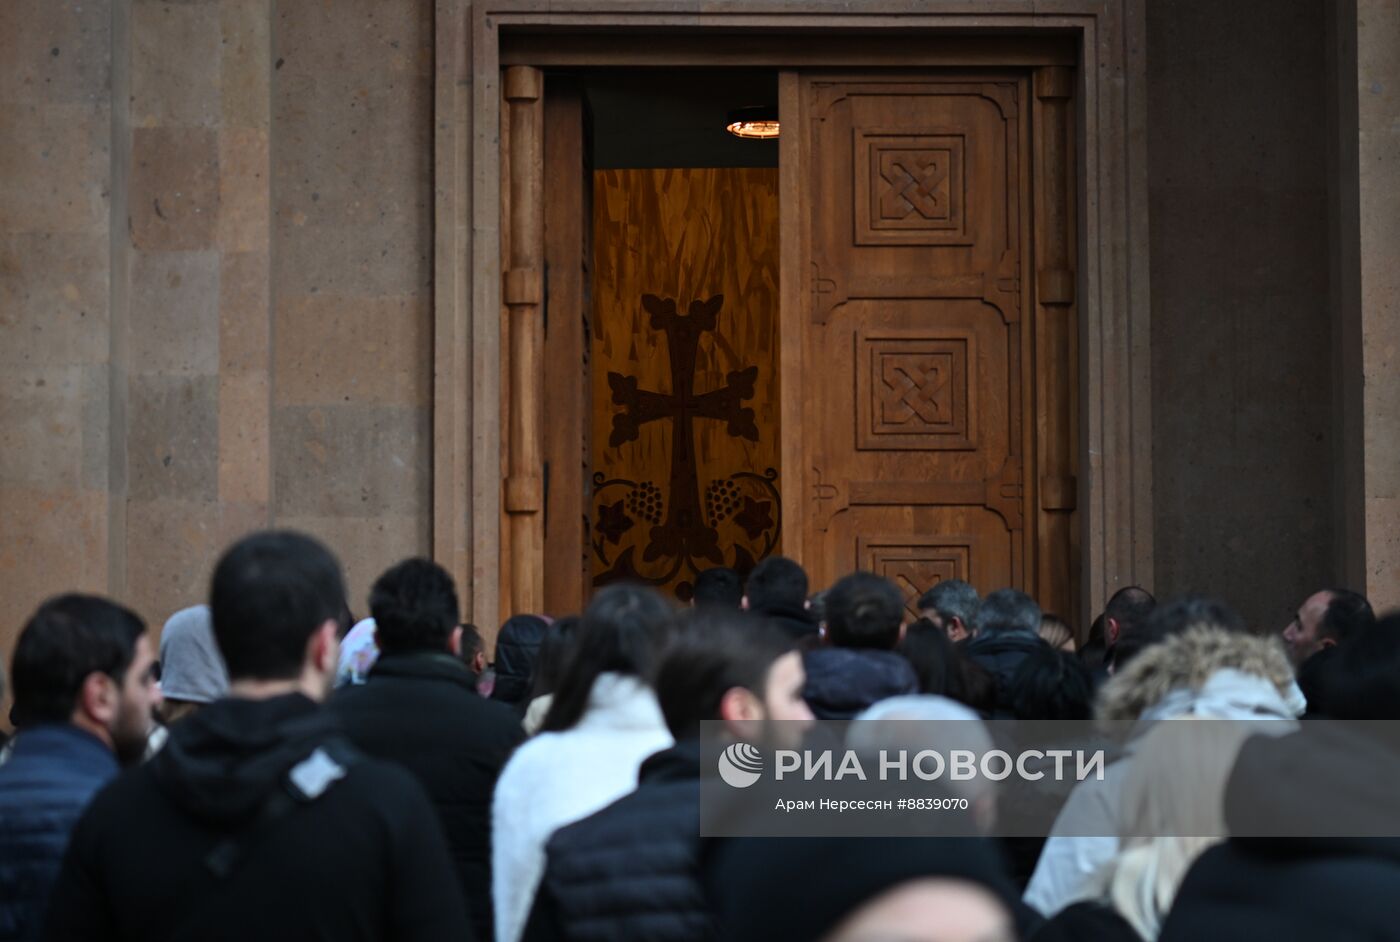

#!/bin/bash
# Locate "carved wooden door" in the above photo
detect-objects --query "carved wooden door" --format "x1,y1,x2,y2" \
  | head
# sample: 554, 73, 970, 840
783, 71, 1078, 620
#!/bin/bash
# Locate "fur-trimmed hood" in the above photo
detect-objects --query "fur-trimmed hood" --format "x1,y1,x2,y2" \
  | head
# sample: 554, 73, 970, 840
1096, 627, 1295, 723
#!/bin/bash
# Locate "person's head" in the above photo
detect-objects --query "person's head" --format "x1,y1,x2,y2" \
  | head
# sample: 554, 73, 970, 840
368, 557, 461, 657
1038, 613, 1076, 652
529, 615, 580, 700
491, 614, 551, 705
742, 555, 809, 614
157, 604, 228, 725
1103, 585, 1156, 648
823, 572, 905, 650
655, 612, 812, 748
917, 579, 980, 644
692, 567, 743, 610
970, 588, 1040, 638
540, 584, 674, 732
209, 530, 348, 700
1111, 594, 1244, 673
1281, 588, 1375, 667
1008, 645, 1093, 720
458, 623, 486, 676
1303, 613, 1400, 718
898, 617, 965, 699
10, 594, 161, 765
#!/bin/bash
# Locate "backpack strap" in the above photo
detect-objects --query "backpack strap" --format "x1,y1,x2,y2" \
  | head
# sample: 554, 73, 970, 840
204, 737, 363, 879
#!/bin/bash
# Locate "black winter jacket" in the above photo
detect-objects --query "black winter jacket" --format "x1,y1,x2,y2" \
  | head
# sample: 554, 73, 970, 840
41, 694, 472, 942
1162, 723, 1400, 942
523, 740, 713, 942
331, 652, 524, 940
0, 725, 118, 941
802, 648, 920, 720
963, 630, 1048, 715
491, 615, 549, 707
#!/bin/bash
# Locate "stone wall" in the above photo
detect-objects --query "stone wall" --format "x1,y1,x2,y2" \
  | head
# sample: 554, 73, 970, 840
1147, 0, 1336, 628
0, 0, 436, 667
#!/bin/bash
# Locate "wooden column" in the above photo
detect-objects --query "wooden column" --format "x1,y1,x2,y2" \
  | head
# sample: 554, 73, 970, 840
1033, 66, 1080, 627
503, 66, 545, 617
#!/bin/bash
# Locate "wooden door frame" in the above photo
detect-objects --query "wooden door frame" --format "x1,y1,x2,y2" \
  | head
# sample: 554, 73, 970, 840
434, 0, 1152, 644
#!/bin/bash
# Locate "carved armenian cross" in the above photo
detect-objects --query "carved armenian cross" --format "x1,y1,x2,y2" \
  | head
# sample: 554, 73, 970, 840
607, 294, 758, 567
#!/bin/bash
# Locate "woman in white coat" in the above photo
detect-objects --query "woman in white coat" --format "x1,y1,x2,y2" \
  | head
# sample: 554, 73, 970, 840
491, 585, 675, 942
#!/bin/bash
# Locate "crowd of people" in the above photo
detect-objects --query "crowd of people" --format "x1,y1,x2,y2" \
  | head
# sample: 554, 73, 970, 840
0, 527, 1396, 941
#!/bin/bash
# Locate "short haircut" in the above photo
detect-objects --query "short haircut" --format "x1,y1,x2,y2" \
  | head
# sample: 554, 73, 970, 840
459, 623, 485, 661
1008, 646, 1093, 720
654, 613, 796, 738
209, 530, 348, 681
692, 567, 743, 610
971, 588, 1041, 636
744, 556, 809, 613
917, 579, 980, 627
1104, 585, 1156, 639
1113, 594, 1242, 672
368, 557, 460, 656
1319, 588, 1375, 644
824, 572, 905, 650
10, 594, 146, 727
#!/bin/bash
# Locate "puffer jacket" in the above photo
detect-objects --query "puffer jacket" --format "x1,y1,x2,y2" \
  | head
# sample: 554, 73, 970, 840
0, 725, 118, 941
962, 629, 1048, 716
523, 740, 710, 942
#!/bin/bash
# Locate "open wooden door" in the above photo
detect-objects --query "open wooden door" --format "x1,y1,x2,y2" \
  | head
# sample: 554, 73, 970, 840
780, 69, 1079, 622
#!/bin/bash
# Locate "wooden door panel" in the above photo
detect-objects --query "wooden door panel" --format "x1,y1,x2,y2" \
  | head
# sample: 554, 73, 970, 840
799, 74, 1032, 606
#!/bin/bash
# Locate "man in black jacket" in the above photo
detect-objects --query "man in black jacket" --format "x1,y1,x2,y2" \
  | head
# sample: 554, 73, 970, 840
802, 572, 919, 720
332, 557, 524, 941
741, 555, 818, 645
962, 588, 1048, 716
41, 531, 472, 942
522, 614, 813, 942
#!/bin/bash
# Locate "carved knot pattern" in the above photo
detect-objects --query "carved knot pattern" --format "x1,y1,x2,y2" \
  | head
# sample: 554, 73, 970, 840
879, 149, 951, 221
882, 354, 953, 427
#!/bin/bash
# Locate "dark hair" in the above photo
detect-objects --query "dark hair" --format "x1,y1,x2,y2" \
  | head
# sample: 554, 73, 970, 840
209, 530, 348, 681
459, 623, 485, 662
744, 556, 809, 613
1307, 614, 1400, 719
1008, 646, 1093, 720
1112, 594, 1243, 672
368, 557, 460, 656
972, 588, 1041, 636
654, 613, 796, 738
898, 617, 964, 698
540, 585, 674, 732
692, 568, 743, 610
1104, 585, 1156, 642
10, 594, 146, 727
956, 657, 998, 718
823, 572, 904, 650
530, 615, 580, 700
1318, 588, 1375, 644
1079, 613, 1108, 667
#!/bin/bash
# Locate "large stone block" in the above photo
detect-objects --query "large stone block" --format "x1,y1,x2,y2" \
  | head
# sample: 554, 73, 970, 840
272, 214, 430, 298
218, 370, 269, 504
132, 0, 221, 128
219, 250, 269, 374
130, 127, 220, 251
128, 373, 219, 502
125, 496, 220, 628
0, 232, 110, 366
273, 294, 430, 407
272, 512, 430, 614
217, 128, 269, 252
130, 250, 220, 375
0, 366, 84, 490
220, 0, 271, 130
271, 403, 429, 518
0, 102, 108, 235
0, 485, 108, 628
0, 0, 111, 107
